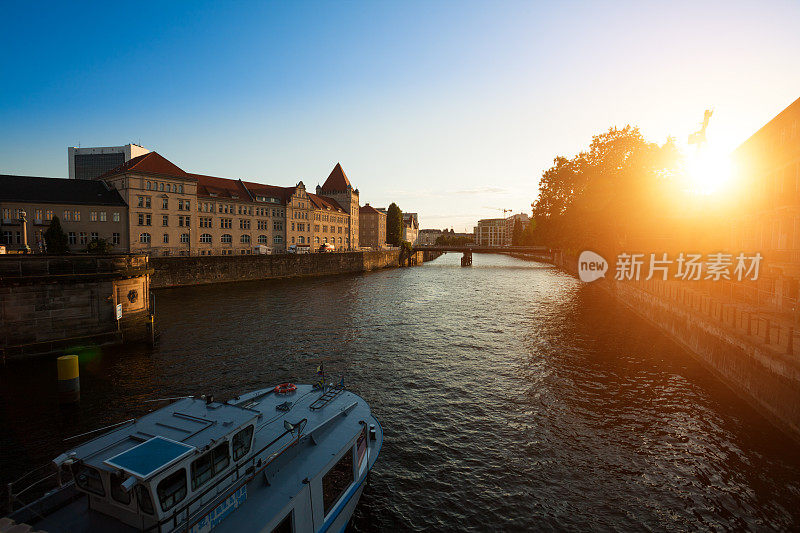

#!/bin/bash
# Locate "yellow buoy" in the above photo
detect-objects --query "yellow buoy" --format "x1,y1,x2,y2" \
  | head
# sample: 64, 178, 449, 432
57, 355, 80, 403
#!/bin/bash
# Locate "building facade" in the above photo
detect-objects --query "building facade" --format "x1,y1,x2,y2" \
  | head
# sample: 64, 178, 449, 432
359, 204, 387, 249
403, 213, 419, 245
732, 96, 800, 311
0, 175, 129, 253
417, 229, 443, 246
474, 218, 506, 246
69, 144, 150, 180
316, 163, 359, 250
504, 213, 531, 245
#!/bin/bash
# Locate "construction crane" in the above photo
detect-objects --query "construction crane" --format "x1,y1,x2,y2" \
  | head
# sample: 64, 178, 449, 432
483, 207, 512, 218
688, 109, 713, 147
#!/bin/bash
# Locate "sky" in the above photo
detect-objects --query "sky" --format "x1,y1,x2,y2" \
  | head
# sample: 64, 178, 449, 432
2, 1, 800, 231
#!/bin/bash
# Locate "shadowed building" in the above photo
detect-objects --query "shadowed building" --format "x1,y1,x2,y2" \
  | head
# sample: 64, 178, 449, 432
359, 204, 387, 249
474, 218, 505, 247
732, 96, 800, 312
0, 174, 128, 253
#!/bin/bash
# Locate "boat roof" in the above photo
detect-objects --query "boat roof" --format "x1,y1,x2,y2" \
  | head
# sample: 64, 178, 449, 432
68, 398, 258, 479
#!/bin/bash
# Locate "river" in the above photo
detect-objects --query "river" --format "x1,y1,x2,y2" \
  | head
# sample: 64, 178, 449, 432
1, 253, 799, 531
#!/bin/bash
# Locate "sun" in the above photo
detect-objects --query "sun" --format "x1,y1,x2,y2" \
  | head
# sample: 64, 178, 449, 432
686, 145, 733, 195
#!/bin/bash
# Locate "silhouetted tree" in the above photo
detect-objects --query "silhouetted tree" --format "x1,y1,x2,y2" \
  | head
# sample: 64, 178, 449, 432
512, 219, 523, 246
386, 203, 403, 246
87, 238, 112, 254
43, 216, 69, 254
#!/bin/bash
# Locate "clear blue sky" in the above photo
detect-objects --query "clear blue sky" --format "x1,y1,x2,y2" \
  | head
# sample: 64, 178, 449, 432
2, 1, 799, 231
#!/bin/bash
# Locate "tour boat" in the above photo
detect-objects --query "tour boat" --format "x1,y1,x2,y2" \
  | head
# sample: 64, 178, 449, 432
6, 381, 383, 532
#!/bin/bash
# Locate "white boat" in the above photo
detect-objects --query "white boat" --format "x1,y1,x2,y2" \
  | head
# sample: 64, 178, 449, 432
5, 381, 383, 532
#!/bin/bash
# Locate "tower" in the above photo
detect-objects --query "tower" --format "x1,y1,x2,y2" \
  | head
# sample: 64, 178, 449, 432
318, 163, 360, 250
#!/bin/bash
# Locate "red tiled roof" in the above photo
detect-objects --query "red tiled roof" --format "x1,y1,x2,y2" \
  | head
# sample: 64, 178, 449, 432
242, 181, 294, 203
191, 173, 252, 200
308, 192, 345, 213
98, 152, 193, 180
360, 204, 384, 215
320, 163, 351, 192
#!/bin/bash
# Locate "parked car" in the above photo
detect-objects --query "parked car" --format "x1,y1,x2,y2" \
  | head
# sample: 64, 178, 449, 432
318, 243, 335, 253
253, 245, 272, 255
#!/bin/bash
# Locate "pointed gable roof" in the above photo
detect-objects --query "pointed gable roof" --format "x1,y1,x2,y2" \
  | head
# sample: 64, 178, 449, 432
98, 152, 193, 180
321, 163, 351, 192
360, 204, 384, 216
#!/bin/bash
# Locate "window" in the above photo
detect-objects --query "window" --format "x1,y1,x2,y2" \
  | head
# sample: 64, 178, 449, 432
135, 484, 154, 515
191, 442, 229, 490
157, 469, 187, 511
74, 211, 81, 221
110, 472, 132, 505
200, 233, 212, 243
200, 217, 212, 228
113, 212, 120, 222
33, 209, 42, 223
68, 232, 76, 245
179, 216, 190, 227
100, 211, 107, 222
113, 233, 120, 245
322, 448, 353, 516
159, 182, 164, 192
140, 233, 151, 244
180, 233, 189, 243
221, 218, 232, 229
146, 181, 152, 190
258, 235, 268, 244
274, 221, 283, 231
274, 235, 283, 244
240, 219, 251, 230
233, 425, 254, 461
241, 234, 251, 243
162, 198, 169, 209
137, 196, 151, 208
63, 210, 71, 221
221, 234, 232, 243
91, 232, 98, 240
163, 215, 169, 226
138, 213, 152, 226
45, 209, 53, 221
73, 465, 105, 496
79, 232, 88, 245
163, 233, 169, 244
90, 211, 98, 222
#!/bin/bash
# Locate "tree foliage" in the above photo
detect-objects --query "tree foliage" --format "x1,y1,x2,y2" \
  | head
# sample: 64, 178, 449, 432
511, 219, 523, 246
386, 203, 403, 246
87, 238, 112, 254
43, 215, 69, 255
531, 126, 681, 257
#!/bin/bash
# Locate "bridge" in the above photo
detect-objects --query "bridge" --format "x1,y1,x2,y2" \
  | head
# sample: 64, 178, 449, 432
413, 245, 554, 266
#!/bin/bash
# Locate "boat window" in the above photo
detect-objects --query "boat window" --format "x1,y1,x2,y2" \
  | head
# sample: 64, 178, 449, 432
110, 472, 132, 504
232, 425, 254, 461
271, 510, 293, 533
191, 442, 230, 491
356, 427, 367, 468
73, 464, 105, 496
157, 468, 187, 511
135, 484, 154, 515
191, 452, 213, 490
322, 448, 354, 517
212, 442, 230, 473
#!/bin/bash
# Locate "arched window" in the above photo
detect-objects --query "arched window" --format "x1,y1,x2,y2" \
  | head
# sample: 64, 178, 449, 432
273, 235, 283, 244
180, 233, 190, 243
299, 236, 305, 244
241, 234, 251, 243
258, 235, 268, 244
338, 237, 342, 244
200, 233, 212, 243
221, 234, 232, 243
139, 233, 151, 244
163, 233, 169, 243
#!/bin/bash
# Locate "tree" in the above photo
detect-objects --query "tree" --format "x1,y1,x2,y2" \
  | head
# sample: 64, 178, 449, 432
43, 215, 69, 255
386, 203, 403, 246
87, 238, 112, 254
512, 218, 523, 246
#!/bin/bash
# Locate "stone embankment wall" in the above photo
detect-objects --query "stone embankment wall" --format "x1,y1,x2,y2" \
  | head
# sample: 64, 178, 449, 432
150, 250, 424, 289
550, 251, 800, 442
0, 255, 151, 358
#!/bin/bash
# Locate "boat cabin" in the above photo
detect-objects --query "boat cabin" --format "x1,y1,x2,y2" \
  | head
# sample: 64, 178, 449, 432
65, 398, 259, 531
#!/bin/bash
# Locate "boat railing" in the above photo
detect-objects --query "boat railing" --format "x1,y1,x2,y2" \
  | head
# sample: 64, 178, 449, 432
5, 461, 73, 515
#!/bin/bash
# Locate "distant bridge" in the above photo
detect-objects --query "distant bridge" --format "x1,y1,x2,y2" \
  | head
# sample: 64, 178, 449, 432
413, 245, 554, 266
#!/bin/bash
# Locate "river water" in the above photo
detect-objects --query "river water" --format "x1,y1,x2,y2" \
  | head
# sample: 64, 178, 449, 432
2, 253, 799, 531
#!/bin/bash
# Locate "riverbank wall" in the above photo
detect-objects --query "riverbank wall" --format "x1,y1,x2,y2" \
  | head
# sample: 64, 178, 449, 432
150, 250, 424, 289
548, 251, 800, 442
0, 255, 152, 359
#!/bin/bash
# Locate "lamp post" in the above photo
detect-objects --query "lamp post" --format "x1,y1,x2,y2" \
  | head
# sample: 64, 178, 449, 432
19, 209, 31, 253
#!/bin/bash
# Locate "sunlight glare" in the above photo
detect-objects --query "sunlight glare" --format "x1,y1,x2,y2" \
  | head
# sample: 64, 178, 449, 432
686, 146, 733, 195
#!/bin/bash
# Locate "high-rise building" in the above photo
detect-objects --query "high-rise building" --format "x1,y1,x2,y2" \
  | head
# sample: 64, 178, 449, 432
474, 218, 506, 246
68, 144, 150, 180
